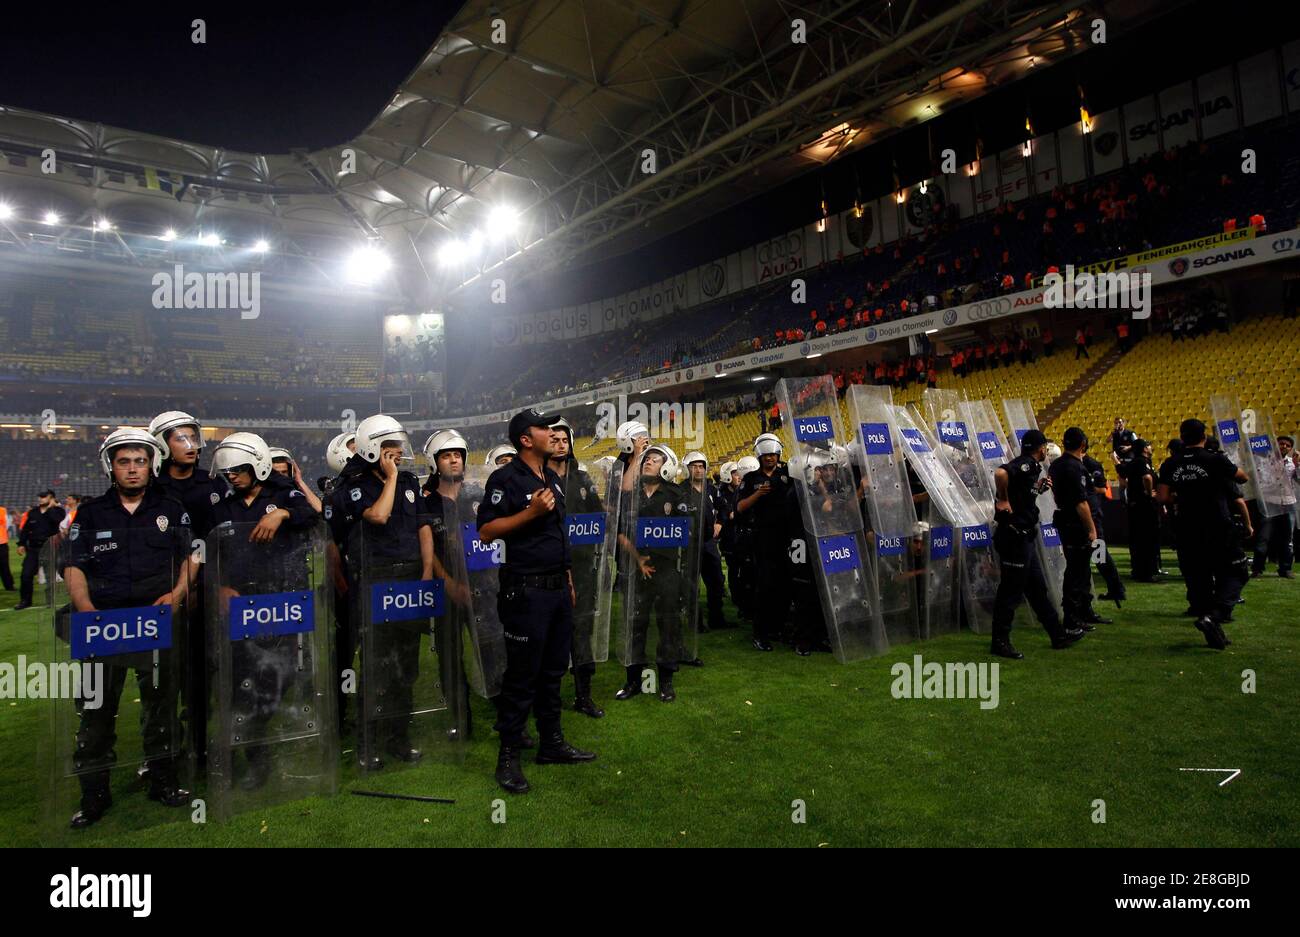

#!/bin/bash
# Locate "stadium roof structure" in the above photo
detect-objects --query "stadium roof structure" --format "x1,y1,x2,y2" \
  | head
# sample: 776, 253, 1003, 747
0, 0, 1169, 306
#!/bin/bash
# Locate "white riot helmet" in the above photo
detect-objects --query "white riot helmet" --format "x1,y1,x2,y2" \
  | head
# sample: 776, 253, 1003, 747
212, 432, 274, 481
486, 444, 517, 466
325, 432, 356, 475
148, 410, 204, 454
683, 451, 707, 470
616, 420, 651, 454
424, 429, 468, 463
754, 433, 783, 457
99, 428, 165, 478
643, 443, 680, 483
736, 455, 760, 476
269, 446, 293, 464
354, 414, 413, 465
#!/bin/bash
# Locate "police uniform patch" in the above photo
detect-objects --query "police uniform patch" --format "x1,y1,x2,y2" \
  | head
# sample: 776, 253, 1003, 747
156, 515, 169, 532
210, 491, 221, 505
490, 489, 503, 505
68, 524, 79, 541
350, 488, 362, 502
405, 489, 415, 503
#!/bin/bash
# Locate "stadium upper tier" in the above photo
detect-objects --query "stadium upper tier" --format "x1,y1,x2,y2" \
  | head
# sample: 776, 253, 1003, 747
449, 121, 1297, 416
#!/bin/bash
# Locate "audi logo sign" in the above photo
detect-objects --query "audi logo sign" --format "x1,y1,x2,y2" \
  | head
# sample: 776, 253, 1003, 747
963, 298, 1014, 321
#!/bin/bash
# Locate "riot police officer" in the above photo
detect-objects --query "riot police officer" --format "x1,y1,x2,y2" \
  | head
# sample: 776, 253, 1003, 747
478, 409, 596, 795
990, 429, 1084, 658
1049, 428, 1102, 633
736, 434, 794, 651
208, 433, 319, 789
63, 428, 196, 827
548, 418, 607, 718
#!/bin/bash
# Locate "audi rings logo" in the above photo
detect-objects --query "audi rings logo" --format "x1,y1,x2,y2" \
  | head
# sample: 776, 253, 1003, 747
1168, 257, 1189, 277
942, 309, 959, 326
965, 298, 1013, 320
865, 327, 878, 342
757, 233, 803, 264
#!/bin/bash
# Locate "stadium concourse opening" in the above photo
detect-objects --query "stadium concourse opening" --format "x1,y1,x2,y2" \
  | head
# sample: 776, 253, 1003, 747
0, 0, 1296, 897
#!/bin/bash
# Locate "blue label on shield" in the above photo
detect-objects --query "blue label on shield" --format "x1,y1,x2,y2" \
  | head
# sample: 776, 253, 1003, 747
370, 579, 444, 623
977, 431, 1004, 461
819, 534, 860, 574
228, 591, 315, 641
861, 422, 893, 455
72, 605, 172, 659
900, 428, 930, 452
1248, 434, 1271, 455
961, 524, 991, 548
930, 526, 954, 559
937, 421, 969, 443
1218, 419, 1240, 444
876, 533, 905, 556
637, 516, 691, 548
566, 512, 606, 546
462, 523, 504, 571
794, 415, 835, 442
1040, 524, 1061, 547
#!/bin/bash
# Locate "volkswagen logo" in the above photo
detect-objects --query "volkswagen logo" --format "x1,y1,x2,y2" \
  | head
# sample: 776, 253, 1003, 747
965, 298, 1013, 320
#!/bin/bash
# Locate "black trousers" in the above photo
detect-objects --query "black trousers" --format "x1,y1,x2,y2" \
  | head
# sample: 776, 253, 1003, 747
1253, 512, 1295, 574
0, 542, 13, 589
19, 544, 44, 606
991, 526, 1063, 643
700, 546, 726, 628
1127, 501, 1162, 580
494, 583, 572, 748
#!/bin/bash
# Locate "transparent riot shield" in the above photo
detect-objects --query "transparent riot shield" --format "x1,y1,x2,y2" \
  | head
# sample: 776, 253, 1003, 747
205, 522, 337, 821
1209, 394, 1255, 501
351, 518, 464, 773
563, 458, 615, 667
614, 452, 704, 676
775, 376, 886, 661
844, 383, 919, 646
1242, 408, 1295, 518
444, 466, 508, 698
1001, 398, 1066, 614
38, 527, 193, 844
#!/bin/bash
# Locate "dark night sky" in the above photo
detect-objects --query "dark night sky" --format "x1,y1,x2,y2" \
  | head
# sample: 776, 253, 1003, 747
0, 3, 457, 152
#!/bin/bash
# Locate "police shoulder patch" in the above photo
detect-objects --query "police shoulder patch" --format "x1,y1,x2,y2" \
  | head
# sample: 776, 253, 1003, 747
490, 489, 504, 505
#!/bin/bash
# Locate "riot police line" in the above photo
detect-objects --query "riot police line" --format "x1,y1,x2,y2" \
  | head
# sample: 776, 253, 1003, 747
35, 381, 1288, 837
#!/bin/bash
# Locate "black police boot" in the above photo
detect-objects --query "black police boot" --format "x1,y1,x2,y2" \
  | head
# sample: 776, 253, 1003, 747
573, 671, 605, 718
147, 769, 192, 808
70, 789, 112, 829
990, 640, 1024, 660
1194, 615, 1228, 650
614, 665, 642, 700
495, 745, 530, 794
658, 670, 676, 702
535, 733, 596, 765
1050, 628, 1086, 650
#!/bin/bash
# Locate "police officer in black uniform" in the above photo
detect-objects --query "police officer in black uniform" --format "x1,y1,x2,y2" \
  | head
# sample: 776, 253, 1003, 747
547, 418, 607, 717
1050, 428, 1104, 633
478, 409, 596, 795
15, 488, 64, 610
1082, 447, 1126, 607
1157, 419, 1249, 649
63, 428, 196, 828
208, 433, 319, 788
1119, 439, 1163, 582
737, 435, 794, 651
990, 429, 1084, 658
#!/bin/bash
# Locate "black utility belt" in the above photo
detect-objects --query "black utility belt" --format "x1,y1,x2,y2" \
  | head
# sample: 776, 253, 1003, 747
501, 570, 567, 591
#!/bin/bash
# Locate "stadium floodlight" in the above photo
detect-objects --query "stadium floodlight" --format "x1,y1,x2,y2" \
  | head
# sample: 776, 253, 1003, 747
160, 228, 177, 241
0, 204, 12, 220
252, 239, 270, 253
43, 210, 60, 225
199, 232, 220, 247
487, 205, 520, 238
345, 244, 391, 284
437, 239, 467, 266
